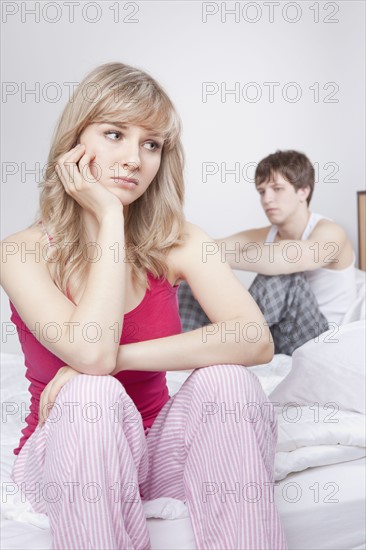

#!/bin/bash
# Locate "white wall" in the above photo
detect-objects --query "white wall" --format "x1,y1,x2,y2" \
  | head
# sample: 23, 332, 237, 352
1, 0, 365, 354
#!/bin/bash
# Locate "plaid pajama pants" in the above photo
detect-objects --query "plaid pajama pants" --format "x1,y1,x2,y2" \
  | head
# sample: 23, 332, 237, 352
178, 273, 329, 356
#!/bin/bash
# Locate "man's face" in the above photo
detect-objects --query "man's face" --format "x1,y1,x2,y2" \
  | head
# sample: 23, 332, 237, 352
256, 172, 309, 224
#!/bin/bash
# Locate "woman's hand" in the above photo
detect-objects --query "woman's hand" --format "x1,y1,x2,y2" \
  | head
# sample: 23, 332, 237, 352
55, 144, 122, 223
38, 366, 81, 427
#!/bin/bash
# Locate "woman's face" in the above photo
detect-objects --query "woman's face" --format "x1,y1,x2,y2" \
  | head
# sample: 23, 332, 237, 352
78, 122, 164, 206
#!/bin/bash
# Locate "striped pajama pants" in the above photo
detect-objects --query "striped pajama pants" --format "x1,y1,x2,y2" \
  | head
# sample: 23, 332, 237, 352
11, 364, 288, 550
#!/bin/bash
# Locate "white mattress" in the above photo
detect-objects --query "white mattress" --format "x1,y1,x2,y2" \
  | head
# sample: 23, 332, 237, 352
142, 457, 366, 550
1, 353, 365, 550
275, 457, 366, 550
2, 458, 365, 550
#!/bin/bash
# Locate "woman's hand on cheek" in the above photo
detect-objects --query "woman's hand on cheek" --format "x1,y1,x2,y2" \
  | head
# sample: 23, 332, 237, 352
55, 144, 123, 223
38, 366, 81, 428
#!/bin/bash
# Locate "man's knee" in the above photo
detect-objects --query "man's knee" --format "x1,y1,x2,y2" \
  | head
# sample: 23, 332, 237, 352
178, 281, 210, 332
249, 272, 307, 294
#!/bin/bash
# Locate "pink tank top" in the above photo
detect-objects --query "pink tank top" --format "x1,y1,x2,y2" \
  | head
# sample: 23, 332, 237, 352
11, 224, 182, 455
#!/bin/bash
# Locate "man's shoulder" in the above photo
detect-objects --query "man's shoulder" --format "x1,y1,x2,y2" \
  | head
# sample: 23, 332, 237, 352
309, 216, 355, 268
309, 216, 347, 240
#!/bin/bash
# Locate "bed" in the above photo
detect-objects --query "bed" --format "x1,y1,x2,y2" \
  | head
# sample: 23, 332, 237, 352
1, 269, 365, 550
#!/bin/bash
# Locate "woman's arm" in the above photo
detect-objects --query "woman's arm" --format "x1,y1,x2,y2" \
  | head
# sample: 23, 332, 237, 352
64, 210, 126, 371
111, 223, 274, 374
1, 143, 128, 374
1, 209, 125, 374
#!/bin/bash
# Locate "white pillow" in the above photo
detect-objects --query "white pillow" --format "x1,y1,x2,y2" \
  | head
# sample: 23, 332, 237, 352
342, 268, 365, 324
269, 320, 366, 414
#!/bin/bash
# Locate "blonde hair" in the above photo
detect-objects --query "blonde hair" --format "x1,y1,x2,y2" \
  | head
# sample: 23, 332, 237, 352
31, 62, 186, 297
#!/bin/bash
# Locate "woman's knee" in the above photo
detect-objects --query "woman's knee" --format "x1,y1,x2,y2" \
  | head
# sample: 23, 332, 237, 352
52, 374, 135, 422
187, 365, 275, 432
190, 363, 262, 397
59, 373, 126, 401
192, 362, 252, 380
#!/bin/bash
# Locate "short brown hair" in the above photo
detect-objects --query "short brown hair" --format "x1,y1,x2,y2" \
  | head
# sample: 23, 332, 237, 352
255, 150, 315, 205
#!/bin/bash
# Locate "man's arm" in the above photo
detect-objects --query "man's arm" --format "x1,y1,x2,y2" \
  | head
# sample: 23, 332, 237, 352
215, 221, 350, 275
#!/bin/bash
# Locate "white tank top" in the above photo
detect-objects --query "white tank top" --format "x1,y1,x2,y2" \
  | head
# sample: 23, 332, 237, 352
265, 212, 357, 325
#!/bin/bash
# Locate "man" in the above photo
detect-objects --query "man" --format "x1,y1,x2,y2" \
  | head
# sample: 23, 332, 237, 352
179, 150, 357, 355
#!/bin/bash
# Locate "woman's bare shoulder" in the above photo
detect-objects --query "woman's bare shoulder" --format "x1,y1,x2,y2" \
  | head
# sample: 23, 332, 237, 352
1, 224, 50, 282
2, 224, 46, 246
166, 221, 215, 285
171, 221, 213, 255
181, 220, 212, 241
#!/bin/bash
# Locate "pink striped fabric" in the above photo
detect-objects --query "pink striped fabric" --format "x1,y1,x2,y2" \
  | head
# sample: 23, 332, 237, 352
11, 363, 288, 549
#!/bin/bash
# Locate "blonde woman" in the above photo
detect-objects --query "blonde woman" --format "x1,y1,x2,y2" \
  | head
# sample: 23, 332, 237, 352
1, 62, 287, 550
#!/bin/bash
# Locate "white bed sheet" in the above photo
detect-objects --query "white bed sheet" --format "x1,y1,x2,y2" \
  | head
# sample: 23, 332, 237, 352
1, 349, 365, 550
2, 459, 365, 550
144, 457, 366, 550
275, 456, 366, 550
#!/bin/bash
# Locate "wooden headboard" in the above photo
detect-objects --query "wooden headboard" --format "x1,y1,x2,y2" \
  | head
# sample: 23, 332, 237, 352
358, 191, 366, 271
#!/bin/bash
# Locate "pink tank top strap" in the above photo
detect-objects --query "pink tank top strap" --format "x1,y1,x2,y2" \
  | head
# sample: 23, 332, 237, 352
37, 219, 54, 244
